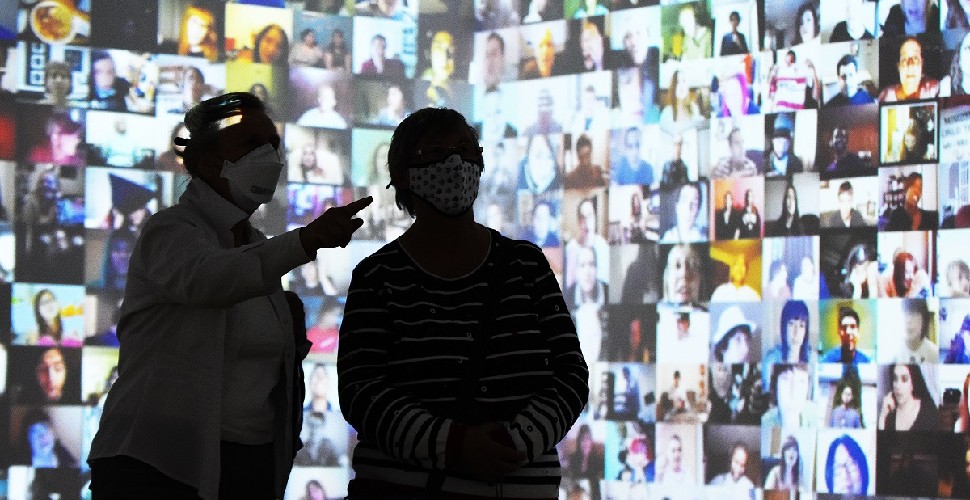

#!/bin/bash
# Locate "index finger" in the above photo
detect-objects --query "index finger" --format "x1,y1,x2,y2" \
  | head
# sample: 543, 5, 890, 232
341, 196, 373, 216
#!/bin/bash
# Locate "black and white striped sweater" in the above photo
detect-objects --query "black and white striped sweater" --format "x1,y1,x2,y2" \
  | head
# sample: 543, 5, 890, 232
337, 231, 589, 498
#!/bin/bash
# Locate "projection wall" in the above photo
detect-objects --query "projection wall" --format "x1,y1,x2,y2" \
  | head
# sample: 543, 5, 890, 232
2, 0, 970, 498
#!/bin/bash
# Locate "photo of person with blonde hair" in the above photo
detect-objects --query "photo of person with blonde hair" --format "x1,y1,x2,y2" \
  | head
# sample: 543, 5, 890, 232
177, 6, 218, 60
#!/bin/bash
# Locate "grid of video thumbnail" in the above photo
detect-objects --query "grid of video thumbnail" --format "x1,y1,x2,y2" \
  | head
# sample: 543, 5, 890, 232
2, 0, 970, 498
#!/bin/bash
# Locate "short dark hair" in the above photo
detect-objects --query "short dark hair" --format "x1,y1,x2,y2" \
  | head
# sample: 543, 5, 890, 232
301, 28, 315, 39
729, 11, 740, 22
838, 181, 854, 196
576, 133, 592, 151
837, 54, 859, 73
387, 107, 478, 216
838, 306, 860, 328
372, 33, 387, 44
91, 50, 114, 67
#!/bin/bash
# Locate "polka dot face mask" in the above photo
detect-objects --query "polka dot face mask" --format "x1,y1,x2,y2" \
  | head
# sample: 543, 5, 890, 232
408, 154, 482, 216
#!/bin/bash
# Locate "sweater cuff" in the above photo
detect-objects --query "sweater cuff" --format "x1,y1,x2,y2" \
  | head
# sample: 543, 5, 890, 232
445, 421, 468, 470
506, 417, 532, 460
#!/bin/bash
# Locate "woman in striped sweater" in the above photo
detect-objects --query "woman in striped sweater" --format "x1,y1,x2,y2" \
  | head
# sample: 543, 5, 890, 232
338, 108, 589, 499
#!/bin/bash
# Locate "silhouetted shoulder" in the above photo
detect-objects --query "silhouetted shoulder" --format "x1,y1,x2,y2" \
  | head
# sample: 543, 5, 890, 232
503, 233, 540, 252
493, 231, 551, 267
350, 240, 407, 276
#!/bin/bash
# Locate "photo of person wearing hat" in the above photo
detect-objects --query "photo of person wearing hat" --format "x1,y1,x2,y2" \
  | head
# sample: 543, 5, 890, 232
103, 173, 156, 235
85, 172, 160, 293
711, 304, 760, 364
765, 113, 804, 177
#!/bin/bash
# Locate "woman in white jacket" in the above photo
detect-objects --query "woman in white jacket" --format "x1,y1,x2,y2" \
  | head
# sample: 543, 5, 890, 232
87, 92, 371, 500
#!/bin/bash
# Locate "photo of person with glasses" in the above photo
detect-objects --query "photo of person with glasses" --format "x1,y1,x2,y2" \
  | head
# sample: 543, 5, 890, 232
879, 36, 940, 102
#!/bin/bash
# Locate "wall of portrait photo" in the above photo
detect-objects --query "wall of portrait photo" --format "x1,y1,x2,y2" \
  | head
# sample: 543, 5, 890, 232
1, 0, 970, 498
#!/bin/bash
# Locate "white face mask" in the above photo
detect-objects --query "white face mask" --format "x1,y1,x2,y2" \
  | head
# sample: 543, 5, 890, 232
220, 143, 284, 213
408, 154, 482, 216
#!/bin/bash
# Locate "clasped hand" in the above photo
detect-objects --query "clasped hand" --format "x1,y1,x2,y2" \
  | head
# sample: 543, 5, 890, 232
301, 196, 373, 251
453, 422, 527, 483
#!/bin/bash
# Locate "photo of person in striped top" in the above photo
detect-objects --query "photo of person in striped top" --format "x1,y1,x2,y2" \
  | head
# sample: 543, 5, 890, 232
338, 107, 589, 499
